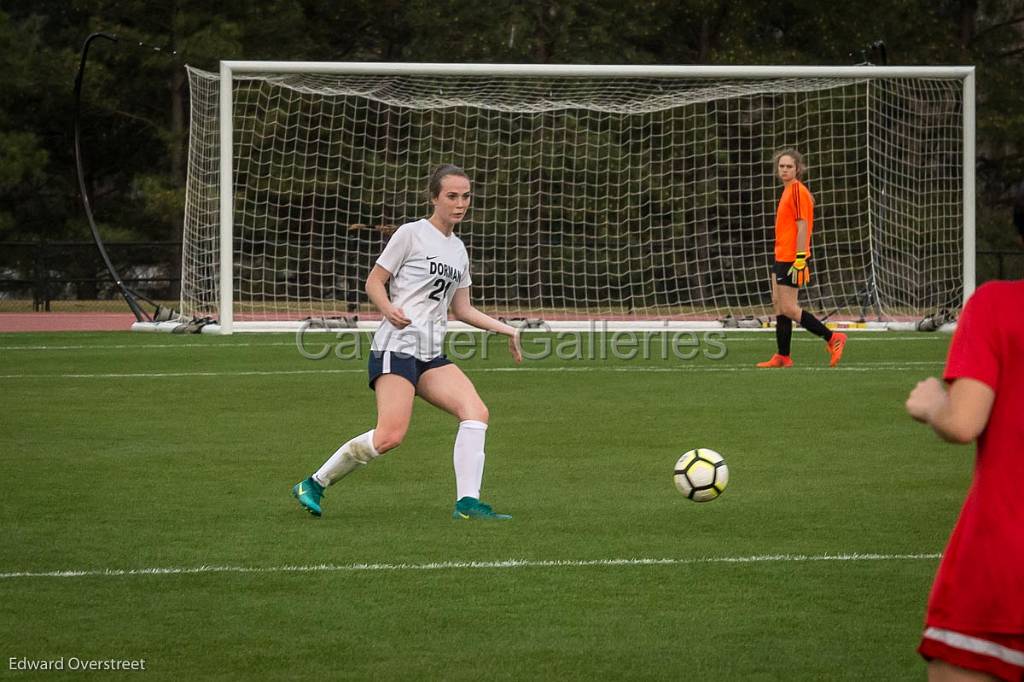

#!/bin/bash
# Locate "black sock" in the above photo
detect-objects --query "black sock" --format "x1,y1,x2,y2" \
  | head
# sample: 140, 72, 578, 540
799, 310, 833, 341
776, 315, 792, 356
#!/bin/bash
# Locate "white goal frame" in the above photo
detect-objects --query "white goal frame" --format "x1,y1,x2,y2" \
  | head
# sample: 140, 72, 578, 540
197, 62, 975, 334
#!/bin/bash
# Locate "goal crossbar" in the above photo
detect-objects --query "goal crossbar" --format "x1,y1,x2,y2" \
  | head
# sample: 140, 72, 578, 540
221, 62, 974, 79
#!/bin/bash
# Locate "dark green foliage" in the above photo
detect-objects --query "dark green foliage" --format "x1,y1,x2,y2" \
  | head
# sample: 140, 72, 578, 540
0, 1, 1020, 270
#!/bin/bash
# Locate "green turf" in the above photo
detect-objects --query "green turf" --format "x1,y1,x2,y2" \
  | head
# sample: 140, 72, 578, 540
0, 330, 967, 679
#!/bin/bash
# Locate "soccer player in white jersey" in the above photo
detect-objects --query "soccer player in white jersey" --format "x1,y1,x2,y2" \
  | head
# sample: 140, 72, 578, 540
292, 164, 523, 520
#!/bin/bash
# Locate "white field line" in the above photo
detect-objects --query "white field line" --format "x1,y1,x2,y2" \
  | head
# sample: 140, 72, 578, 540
0, 362, 944, 380
0, 335, 950, 352
0, 552, 941, 581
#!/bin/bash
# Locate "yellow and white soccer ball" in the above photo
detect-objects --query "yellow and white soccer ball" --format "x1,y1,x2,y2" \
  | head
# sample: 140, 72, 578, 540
673, 448, 729, 502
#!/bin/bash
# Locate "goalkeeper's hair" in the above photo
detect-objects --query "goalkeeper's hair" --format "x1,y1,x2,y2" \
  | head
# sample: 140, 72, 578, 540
772, 148, 807, 179
428, 164, 470, 200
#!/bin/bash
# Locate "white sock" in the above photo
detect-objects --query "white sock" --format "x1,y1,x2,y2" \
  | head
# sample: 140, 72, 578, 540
312, 429, 379, 487
453, 420, 487, 500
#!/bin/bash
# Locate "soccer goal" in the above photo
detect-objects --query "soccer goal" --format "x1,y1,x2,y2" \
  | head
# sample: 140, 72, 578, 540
175, 62, 974, 333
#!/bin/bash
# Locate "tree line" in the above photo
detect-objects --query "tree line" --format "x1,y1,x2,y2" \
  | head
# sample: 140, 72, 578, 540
1, 0, 1021, 300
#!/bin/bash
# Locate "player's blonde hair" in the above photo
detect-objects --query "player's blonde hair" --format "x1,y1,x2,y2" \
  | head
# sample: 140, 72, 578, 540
428, 164, 470, 200
772, 149, 807, 178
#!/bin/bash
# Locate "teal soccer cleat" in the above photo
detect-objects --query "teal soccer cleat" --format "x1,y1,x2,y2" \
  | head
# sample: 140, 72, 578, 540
292, 476, 324, 517
452, 497, 512, 520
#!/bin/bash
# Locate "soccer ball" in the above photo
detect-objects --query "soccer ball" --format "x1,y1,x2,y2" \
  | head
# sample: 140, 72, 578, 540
673, 448, 729, 502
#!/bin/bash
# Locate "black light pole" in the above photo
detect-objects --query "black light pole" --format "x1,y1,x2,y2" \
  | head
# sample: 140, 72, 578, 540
73, 32, 170, 322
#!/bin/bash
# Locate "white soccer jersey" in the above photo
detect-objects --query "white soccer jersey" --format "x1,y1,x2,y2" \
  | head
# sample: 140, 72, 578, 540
371, 218, 472, 360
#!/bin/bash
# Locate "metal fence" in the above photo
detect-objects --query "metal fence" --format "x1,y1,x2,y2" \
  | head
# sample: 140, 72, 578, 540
0, 241, 1020, 314
0, 241, 181, 312
978, 249, 1024, 282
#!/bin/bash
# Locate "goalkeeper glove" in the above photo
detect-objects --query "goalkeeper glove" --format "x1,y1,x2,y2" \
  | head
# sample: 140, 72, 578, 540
788, 252, 810, 286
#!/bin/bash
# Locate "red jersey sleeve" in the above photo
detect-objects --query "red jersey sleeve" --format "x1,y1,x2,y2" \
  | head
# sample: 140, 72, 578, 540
944, 284, 1000, 391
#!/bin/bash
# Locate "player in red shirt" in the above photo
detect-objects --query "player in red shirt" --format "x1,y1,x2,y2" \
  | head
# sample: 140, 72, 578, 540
906, 279, 1024, 681
757, 149, 847, 368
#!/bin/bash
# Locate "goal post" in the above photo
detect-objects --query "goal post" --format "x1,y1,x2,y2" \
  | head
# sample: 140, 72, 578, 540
179, 62, 975, 334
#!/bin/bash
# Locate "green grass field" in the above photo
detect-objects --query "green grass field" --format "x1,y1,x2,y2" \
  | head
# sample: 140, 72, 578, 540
0, 329, 968, 680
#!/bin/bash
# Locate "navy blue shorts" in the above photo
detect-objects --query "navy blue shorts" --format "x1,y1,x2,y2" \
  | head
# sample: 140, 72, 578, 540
772, 260, 799, 289
368, 351, 453, 390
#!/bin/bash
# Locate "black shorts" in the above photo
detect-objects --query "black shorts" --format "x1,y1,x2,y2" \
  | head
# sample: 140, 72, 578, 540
368, 351, 452, 390
772, 261, 799, 289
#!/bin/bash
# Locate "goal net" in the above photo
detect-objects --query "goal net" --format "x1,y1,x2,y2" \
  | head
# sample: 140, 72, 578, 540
180, 63, 973, 332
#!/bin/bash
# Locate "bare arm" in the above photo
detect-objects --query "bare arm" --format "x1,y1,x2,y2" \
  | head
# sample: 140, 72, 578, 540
365, 265, 411, 328
450, 288, 522, 363
796, 219, 809, 253
905, 376, 996, 444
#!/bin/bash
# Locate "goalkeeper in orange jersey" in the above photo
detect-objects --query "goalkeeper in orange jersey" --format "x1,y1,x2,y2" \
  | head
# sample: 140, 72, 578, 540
757, 149, 847, 368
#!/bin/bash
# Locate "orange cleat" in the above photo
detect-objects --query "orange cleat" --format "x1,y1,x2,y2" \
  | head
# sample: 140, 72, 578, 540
756, 353, 793, 368
827, 332, 848, 367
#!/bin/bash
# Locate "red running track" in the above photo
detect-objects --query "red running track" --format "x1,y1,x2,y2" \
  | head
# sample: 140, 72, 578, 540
0, 313, 137, 333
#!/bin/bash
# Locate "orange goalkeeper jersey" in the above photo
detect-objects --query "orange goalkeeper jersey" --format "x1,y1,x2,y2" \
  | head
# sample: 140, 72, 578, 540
774, 180, 814, 261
